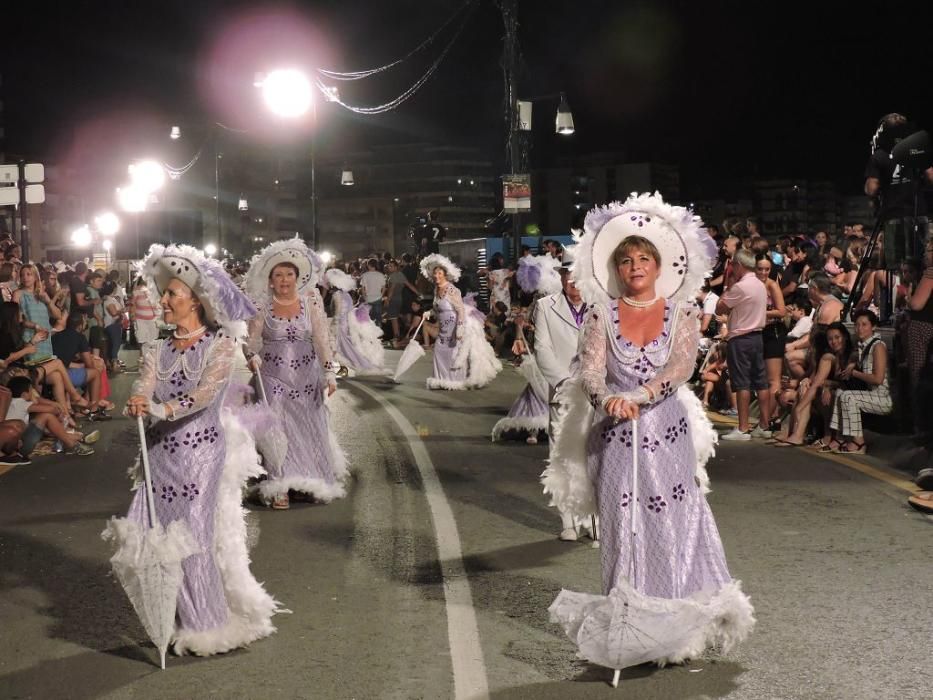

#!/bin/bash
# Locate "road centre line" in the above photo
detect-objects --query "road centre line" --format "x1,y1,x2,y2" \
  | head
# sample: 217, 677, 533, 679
348, 382, 490, 700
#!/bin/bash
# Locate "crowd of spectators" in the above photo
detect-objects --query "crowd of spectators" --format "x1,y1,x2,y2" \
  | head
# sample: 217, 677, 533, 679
0, 233, 126, 466
694, 216, 932, 459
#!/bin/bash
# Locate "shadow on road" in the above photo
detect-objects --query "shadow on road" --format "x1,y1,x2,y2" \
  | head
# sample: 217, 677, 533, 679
0, 529, 150, 663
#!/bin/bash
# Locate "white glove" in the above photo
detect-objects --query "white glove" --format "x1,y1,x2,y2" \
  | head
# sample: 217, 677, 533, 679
456, 325, 465, 341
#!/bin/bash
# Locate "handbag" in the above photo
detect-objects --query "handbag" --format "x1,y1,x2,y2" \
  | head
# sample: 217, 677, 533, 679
843, 338, 880, 391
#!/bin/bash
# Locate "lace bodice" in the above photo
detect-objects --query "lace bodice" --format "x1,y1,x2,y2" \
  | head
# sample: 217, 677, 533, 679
433, 284, 466, 325
246, 289, 335, 374
579, 300, 700, 408
131, 332, 235, 421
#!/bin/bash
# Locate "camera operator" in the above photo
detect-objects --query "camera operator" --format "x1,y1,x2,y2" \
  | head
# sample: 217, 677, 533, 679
865, 113, 933, 267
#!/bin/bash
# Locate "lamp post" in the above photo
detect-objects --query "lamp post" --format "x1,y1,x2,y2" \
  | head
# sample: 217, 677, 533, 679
259, 68, 322, 248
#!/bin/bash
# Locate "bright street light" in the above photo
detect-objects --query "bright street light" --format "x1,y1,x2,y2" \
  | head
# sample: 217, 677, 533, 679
320, 251, 333, 264
261, 68, 313, 118
170, 126, 181, 140
102, 239, 113, 252
116, 186, 148, 213
129, 160, 166, 194
95, 211, 121, 236
204, 243, 218, 256
71, 225, 92, 247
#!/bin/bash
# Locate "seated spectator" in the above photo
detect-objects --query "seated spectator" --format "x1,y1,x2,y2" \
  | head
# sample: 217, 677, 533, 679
774, 322, 852, 447
4, 376, 96, 457
0, 383, 28, 465
785, 297, 814, 341
51, 312, 110, 419
697, 283, 722, 339
826, 310, 892, 453
785, 272, 843, 379
484, 301, 509, 355
699, 343, 736, 413
0, 301, 90, 416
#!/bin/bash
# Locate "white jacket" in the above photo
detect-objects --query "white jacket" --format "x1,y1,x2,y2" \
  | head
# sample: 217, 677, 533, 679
533, 291, 586, 394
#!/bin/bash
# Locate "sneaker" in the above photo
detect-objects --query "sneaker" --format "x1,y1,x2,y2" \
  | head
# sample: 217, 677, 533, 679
82, 430, 101, 445
88, 410, 113, 422
720, 408, 738, 417
69, 442, 95, 456
750, 426, 773, 439
0, 453, 31, 466
526, 435, 538, 445
721, 428, 751, 441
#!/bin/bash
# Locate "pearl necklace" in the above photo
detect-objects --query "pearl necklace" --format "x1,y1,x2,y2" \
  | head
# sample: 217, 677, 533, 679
172, 325, 207, 340
273, 294, 299, 305
621, 295, 659, 308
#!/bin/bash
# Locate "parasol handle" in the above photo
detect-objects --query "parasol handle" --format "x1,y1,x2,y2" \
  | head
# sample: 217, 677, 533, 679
629, 417, 639, 589
255, 370, 269, 406
410, 314, 427, 342
137, 415, 160, 530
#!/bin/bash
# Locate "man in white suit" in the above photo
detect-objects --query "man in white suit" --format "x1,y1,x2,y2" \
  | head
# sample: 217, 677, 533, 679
534, 265, 589, 541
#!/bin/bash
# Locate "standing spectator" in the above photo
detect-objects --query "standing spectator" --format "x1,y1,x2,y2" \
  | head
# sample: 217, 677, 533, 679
384, 260, 417, 346
68, 262, 95, 318
756, 254, 787, 428
906, 243, 933, 434
130, 277, 161, 345
359, 258, 386, 323
0, 263, 16, 302
717, 249, 771, 439
709, 235, 739, 295
84, 272, 106, 356
101, 281, 125, 373
13, 263, 64, 362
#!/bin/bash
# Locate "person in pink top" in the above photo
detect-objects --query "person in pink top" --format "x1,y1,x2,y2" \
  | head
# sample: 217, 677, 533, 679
716, 249, 771, 440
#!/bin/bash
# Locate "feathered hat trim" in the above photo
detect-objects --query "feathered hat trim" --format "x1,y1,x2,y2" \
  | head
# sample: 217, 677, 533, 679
420, 253, 461, 282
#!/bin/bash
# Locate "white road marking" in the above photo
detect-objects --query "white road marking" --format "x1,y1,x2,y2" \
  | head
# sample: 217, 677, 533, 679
350, 382, 490, 700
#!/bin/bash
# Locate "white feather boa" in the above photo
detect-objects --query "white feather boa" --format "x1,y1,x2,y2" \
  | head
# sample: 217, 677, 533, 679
346, 305, 387, 371
541, 384, 716, 521
427, 314, 502, 390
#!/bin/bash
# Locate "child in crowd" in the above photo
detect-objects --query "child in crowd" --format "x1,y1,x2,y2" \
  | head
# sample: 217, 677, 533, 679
4, 376, 98, 457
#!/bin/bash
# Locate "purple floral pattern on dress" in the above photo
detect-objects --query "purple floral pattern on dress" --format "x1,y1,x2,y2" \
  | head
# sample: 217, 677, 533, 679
672, 483, 686, 502
647, 495, 667, 513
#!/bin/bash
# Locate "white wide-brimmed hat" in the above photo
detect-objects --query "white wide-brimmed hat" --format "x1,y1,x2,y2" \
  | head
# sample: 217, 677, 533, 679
139, 244, 256, 334
420, 253, 461, 282
324, 268, 357, 292
571, 192, 717, 305
245, 237, 322, 303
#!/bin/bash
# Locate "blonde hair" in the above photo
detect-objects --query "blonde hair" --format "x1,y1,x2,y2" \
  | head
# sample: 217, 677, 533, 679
611, 235, 662, 268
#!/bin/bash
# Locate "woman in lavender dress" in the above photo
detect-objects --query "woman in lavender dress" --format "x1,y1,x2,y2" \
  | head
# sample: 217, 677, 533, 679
245, 239, 348, 510
112, 244, 281, 657
325, 267, 389, 376
420, 253, 501, 390
544, 194, 753, 674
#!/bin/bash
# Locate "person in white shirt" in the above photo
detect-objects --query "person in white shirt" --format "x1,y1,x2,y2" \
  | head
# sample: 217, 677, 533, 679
786, 298, 814, 339
359, 259, 387, 323
534, 265, 589, 541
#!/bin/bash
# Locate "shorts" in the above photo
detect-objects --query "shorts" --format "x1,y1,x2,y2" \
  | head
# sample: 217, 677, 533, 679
385, 297, 403, 320
67, 368, 88, 387
21, 421, 45, 456
726, 331, 768, 392
763, 323, 788, 359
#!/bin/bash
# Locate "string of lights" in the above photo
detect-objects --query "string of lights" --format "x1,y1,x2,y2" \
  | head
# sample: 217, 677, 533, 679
316, 0, 477, 81
316, 0, 476, 115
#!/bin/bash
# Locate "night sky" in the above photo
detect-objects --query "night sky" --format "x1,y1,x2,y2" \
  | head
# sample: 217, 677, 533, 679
1, 0, 930, 197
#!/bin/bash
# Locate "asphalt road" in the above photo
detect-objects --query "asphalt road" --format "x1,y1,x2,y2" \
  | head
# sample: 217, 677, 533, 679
1, 350, 931, 700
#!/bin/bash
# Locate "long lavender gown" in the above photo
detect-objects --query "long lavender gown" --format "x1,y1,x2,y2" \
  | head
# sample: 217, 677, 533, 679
250, 292, 348, 502
332, 289, 387, 375
549, 300, 754, 667
120, 332, 279, 655
429, 285, 468, 389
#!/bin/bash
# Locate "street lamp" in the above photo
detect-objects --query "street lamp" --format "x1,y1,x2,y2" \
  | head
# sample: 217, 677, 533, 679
204, 243, 218, 256
170, 125, 181, 140
260, 69, 313, 119
556, 93, 575, 135
71, 225, 92, 247
94, 211, 121, 236
340, 168, 354, 186
129, 160, 166, 194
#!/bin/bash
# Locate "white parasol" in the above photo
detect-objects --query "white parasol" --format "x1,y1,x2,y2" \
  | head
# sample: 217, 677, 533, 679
392, 316, 428, 382
549, 419, 717, 686
106, 417, 198, 669
253, 372, 288, 470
